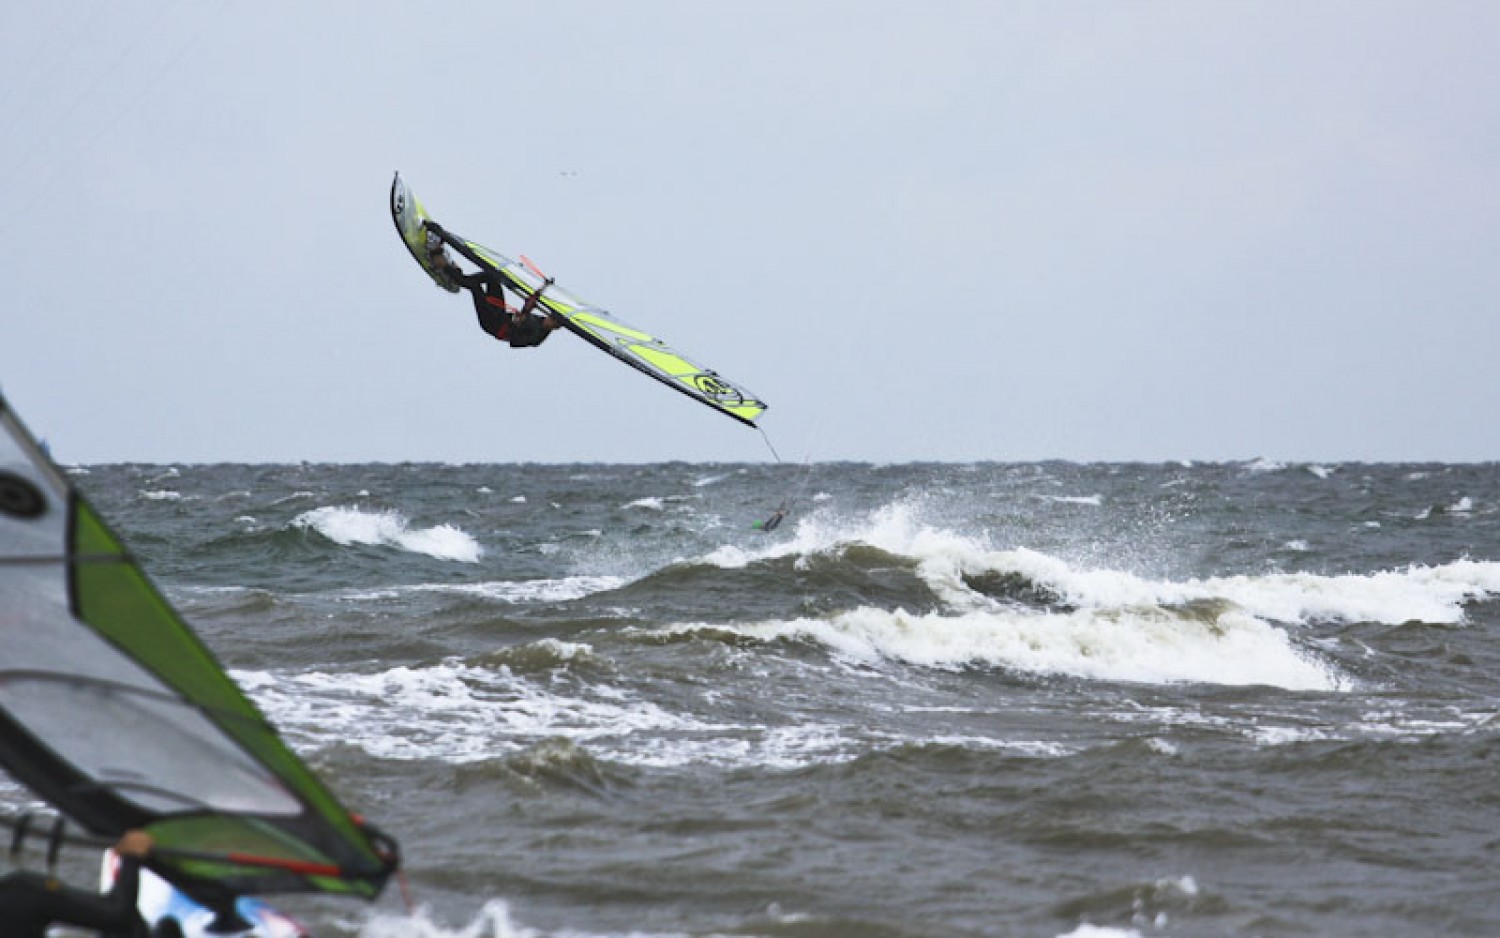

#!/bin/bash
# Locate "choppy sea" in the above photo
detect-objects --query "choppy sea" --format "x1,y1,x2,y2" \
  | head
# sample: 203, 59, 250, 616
12, 460, 1500, 937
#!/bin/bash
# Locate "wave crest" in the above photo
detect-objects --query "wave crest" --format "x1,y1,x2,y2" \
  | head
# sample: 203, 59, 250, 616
290, 506, 482, 563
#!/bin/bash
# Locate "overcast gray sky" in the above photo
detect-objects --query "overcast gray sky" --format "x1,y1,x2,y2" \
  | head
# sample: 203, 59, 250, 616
2, 1, 1497, 463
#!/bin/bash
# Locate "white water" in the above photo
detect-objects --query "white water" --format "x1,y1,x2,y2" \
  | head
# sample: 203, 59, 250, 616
291, 505, 483, 563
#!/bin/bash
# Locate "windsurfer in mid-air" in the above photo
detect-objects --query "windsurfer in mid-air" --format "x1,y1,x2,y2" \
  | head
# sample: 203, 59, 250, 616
425, 221, 562, 348
0, 829, 152, 937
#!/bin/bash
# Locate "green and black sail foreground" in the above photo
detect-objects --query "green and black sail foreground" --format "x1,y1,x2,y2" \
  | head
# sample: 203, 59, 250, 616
0, 392, 399, 909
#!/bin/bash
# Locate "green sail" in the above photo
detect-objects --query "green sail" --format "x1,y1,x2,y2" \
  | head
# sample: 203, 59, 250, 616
0, 393, 398, 906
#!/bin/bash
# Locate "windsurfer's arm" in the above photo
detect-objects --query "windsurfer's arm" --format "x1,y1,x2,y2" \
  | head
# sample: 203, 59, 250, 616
516, 277, 554, 320
517, 279, 563, 343
102, 831, 151, 911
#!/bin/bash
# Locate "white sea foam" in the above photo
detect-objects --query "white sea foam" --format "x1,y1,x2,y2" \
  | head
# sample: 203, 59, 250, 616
241, 653, 1065, 770
358, 899, 687, 938
623, 496, 666, 511
1042, 494, 1103, 506
138, 489, 183, 501
291, 506, 482, 563
709, 605, 1342, 690
701, 545, 753, 569
1248, 707, 1497, 746
1049, 876, 1198, 937
1162, 561, 1500, 627
1056, 925, 1141, 938
343, 576, 625, 604
1245, 458, 1285, 474
240, 657, 741, 765
239, 653, 890, 770
1034, 565, 1488, 671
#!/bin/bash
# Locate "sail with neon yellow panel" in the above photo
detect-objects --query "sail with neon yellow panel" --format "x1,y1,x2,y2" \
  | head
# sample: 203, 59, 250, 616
391, 172, 767, 427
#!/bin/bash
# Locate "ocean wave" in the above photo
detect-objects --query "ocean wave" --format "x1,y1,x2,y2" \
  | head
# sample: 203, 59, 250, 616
138, 489, 186, 501
468, 639, 599, 674
687, 500, 1500, 628
290, 506, 482, 563
625, 501, 1500, 689
982, 553, 1500, 627
669, 603, 1344, 691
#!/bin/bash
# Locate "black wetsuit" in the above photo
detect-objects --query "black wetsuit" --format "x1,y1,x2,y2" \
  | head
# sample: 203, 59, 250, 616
0, 854, 146, 937
461, 273, 554, 349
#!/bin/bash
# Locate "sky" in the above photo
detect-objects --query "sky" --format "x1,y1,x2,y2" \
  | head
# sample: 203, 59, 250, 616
2, 1, 1498, 464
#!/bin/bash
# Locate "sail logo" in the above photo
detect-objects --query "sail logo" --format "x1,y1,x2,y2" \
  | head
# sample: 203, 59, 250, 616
0, 471, 46, 519
691, 374, 744, 405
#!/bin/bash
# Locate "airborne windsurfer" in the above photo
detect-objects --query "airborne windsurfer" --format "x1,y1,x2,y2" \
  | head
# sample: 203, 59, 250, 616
391, 174, 766, 424
0, 829, 152, 937
426, 221, 562, 349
